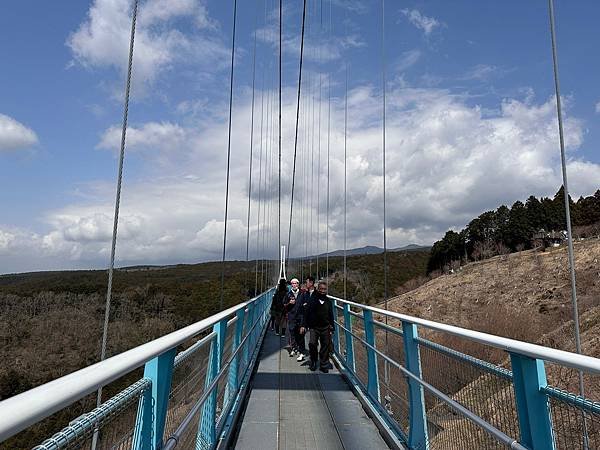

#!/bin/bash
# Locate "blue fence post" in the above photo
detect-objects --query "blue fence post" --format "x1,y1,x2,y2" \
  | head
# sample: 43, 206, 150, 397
226, 308, 246, 405
343, 303, 355, 371
197, 318, 227, 447
244, 303, 255, 366
510, 353, 555, 450
133, 348, 176, 450
402, 321, 428, 450
363, 309, 380, 401
332, 299, 340, 354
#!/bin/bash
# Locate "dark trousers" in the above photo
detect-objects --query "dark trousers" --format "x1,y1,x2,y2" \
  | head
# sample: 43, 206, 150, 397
309, 327, 331, 367
293, 325, 306, 354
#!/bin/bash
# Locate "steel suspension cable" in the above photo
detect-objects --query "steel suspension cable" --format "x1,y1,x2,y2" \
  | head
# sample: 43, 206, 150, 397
219, 0, 238, 311
343, 60, 348, 300
245, 3, 259, 296
286, 0, 308, 268
278, 0, 282, 262
92, 2, 138, 448
316, 2, 322, 279
547, 1, 589, 447
381, 0, 391, 405
255, 75, 265, 295
326, 0, 332, 280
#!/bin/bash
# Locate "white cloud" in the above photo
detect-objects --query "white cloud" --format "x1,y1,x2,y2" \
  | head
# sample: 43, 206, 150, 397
67, 0, 228, 90
97, 122, 189, 152
395, 50, 421, 72
2, 85, 600, 273
0, 113, 39, 151
595, 101, 600, 113
400, 9, 441, 36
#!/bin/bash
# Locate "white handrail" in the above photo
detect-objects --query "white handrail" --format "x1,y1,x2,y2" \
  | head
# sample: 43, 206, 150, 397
330, 295, 600, 375
0, 290, 272, 442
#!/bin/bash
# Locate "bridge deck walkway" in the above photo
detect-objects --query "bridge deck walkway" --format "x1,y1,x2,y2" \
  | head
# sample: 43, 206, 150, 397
234, 329, 391, 450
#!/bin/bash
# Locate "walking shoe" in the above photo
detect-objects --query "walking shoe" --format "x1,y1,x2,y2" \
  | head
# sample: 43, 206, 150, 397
289, 350, 295, 357
319, 366, 329, 374
296, 353, 305, 362
323, 361, 333, 370
309, 361, 317, 371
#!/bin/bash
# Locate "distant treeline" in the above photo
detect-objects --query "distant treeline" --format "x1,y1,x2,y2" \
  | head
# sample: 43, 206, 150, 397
427, 187, 600, 273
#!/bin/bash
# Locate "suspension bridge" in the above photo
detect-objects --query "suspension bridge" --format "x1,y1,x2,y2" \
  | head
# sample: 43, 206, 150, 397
1, 0, 600, 449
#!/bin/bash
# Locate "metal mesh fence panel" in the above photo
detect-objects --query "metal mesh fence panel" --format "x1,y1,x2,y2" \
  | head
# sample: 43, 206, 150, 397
334, 306, 347, 361
34, 379, 148, 450
163, 334, 213, 440
423, 389, 509, 450
545, 386, 600, 449
351, 314, 369, 389
374, 325, 410, 436
417, 338, 519, 445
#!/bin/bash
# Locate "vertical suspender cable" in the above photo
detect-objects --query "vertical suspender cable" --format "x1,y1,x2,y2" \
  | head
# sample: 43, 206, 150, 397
278, 0, 282, 264
381, 0, 391, 404
316, 1, 322, 279
547, 1, 589, 447
219, 0, 238, 310
343, 61, 348, 300
246, 4, 259, 296
92, 2, 138, 448
326, 0, 331, 280
255, 77, 264, 295
286, 0, 308, 268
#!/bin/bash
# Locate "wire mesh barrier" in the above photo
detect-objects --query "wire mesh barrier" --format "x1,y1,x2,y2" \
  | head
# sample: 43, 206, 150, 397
417, 337, 520, 445
163, 332, 214, 439
375, 325, 410, 436
329, 295, 600, 450
33, 379, 150, 450
544, 385, 600, 449
1, 289, 274, 450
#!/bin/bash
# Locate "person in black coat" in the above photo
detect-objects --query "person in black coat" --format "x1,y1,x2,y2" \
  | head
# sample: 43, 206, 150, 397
270, 278, 287, 335
284, 278, 305, 358
300, 281, 334, 372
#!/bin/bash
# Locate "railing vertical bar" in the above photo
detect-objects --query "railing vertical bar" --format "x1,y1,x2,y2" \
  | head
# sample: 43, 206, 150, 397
363, 309, 380, 402
401, 321, 428, 449
333, 299, 340, 354
343, 303, 355, 371
227, 308, 246, 404
134, 348, 176, 450
197, 319, 227, 447
510, 353, 556, 450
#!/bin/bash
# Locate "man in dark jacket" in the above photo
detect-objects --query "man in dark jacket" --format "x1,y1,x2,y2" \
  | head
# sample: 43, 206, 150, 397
284, 278, 305, 358
301, 281, 334, 372
271, 278, 287, 335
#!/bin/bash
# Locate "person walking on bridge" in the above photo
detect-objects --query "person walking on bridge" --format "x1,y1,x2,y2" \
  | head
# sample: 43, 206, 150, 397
285, 278, 305, 358
301, 281, 334, 373
296, 276, 315, 362
271, 278, 287, 335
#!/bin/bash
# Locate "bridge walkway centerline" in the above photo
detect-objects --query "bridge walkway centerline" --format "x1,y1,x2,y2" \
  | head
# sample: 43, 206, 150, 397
234, 329, 391, 450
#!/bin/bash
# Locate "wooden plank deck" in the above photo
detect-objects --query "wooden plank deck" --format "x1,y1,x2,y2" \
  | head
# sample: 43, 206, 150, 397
234, 330, 391, 450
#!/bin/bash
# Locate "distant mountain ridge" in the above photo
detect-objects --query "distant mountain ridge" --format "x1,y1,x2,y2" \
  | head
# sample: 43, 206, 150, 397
318, 243, 430, 258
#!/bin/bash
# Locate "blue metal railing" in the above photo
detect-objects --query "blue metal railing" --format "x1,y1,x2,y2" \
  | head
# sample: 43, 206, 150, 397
0, 288, 274, 449
330, 296, 600, 450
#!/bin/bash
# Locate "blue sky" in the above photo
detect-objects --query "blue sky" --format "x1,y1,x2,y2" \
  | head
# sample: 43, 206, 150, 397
1, 0, 599, 273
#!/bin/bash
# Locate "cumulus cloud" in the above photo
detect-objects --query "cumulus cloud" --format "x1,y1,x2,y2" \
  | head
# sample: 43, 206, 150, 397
2, 84, 600, 273
0, 113, 39, 151
400, 9, 441, 36
67, 0, 228, 90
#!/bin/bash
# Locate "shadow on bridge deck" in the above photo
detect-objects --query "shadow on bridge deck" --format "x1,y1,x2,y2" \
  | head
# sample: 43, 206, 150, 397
234, 329, 392, 450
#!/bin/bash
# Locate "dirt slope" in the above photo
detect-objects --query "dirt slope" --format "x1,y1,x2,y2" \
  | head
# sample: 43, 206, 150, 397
385, 238, 600, 355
